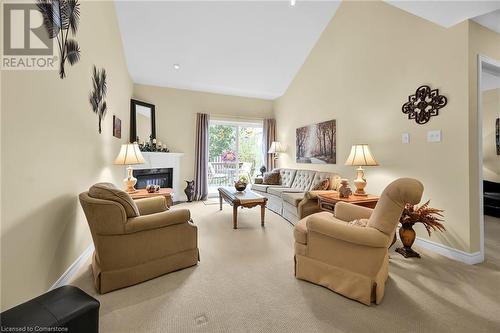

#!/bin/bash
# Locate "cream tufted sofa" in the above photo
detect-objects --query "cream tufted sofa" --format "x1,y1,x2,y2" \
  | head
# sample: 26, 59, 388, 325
251, 168, 341, 225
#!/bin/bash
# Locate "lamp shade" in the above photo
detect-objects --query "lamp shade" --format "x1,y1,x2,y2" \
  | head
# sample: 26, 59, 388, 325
268, 141, 286, 154
114, 143, 145, 165
345, 144, 378, 166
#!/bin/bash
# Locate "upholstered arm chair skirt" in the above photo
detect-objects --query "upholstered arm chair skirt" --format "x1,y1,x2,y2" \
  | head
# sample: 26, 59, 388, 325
79, 183, 199, 294
294, 211, 389, 305
294, 178, 424, 305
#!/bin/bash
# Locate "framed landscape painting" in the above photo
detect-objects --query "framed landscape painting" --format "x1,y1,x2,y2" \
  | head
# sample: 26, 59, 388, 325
296, 119, 336, 164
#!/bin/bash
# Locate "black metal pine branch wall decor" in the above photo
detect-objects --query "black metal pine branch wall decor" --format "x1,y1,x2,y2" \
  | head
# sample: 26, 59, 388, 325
402, 85, 447, 125
36, 0, 81, 79
89, 66, 107, 133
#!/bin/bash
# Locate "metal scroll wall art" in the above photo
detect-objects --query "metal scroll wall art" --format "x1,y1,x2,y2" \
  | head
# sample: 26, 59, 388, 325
402, 85, 447, 125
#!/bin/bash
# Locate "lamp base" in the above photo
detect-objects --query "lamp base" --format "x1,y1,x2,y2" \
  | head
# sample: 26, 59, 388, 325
123, 165, 138, 193
353, 166, 368, 196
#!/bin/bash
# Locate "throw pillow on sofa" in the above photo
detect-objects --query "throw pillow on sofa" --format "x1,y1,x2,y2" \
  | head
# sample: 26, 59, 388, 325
312, 179, 330, 190
263, 172, 280, 185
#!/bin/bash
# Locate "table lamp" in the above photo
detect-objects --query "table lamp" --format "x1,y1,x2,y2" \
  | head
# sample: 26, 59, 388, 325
114, 143, 145, 193
268, 141, 286, 160
345, 144, 378, 196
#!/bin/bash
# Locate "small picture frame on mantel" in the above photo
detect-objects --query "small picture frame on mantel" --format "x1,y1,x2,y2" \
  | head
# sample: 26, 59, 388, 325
113, 115, 121, 139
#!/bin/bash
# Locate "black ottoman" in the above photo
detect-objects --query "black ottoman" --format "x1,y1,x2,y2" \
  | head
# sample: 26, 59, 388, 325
0, 285, 99, 333
484, 180, 500, 218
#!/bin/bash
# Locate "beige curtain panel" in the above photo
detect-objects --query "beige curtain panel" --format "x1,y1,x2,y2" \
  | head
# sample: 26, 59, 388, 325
263, 118, 276, 171
194, 113, 209, 201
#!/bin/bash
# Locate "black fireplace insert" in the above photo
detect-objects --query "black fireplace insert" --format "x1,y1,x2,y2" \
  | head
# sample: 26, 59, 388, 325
133, 168, 173, 189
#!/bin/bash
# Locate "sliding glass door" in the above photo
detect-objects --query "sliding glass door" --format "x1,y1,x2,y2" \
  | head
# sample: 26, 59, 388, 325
208, 120, 263, 194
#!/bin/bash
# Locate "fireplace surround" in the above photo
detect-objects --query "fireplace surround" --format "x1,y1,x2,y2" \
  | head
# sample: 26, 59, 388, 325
130, 152, 184, 201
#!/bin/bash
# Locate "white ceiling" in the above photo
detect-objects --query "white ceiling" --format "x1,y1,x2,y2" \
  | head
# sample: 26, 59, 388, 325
473, 9, 500, 34
482, 62, 500, 91
385, 1, 500, 28
116, 1, 500, 100
115, 1, 341, 100
482, 71, 500, 91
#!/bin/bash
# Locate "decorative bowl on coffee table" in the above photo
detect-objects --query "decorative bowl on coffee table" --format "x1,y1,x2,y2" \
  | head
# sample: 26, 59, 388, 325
234, 181, 247, 192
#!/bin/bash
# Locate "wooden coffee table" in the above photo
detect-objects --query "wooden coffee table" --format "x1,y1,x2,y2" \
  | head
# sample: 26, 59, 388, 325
218, 187, 268, 229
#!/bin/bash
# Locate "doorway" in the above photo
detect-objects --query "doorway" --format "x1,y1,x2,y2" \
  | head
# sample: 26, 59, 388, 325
478, 55, 500, 266
207, 119, 263, 196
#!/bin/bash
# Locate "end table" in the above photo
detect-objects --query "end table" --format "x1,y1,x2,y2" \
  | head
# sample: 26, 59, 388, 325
317, 192, 379, 213
130, 188, 173, 207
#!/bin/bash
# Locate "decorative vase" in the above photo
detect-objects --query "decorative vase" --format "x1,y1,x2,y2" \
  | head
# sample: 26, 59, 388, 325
234, 181, 247, 192
184, 180, 195, 202
338, 179, 352, 198
396, 224, 421, 258
146, 184, 160, 193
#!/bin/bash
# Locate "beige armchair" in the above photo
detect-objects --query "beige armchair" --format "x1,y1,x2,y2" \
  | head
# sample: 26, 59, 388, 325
79, 183, 199, 294
294, 178, 423, 305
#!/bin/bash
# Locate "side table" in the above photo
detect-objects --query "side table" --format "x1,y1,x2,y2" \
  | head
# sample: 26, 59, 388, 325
130, 188, 173, 207
317, 192, 379, 213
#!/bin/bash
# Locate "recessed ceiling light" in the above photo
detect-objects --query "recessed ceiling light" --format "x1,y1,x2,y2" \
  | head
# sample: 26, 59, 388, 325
290, 0, 296, 7
173, 64, 181, 70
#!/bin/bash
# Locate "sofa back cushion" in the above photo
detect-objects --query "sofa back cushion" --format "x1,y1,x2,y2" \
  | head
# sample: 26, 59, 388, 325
278, 169, 296, 187
89, 182, 139, 218
291, 170, 316, 190
309, 172, 341, 191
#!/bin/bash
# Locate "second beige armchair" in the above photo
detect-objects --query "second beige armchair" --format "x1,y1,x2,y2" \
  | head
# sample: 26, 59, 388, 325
294, 178, 423, 305
79, 183, 199, 294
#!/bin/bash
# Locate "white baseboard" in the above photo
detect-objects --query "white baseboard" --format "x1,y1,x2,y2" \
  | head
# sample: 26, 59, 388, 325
49, 244, 94, 290
413, 237, 483, 265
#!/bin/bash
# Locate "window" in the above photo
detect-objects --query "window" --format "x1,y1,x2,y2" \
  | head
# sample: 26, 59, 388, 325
208, 119, 263, 195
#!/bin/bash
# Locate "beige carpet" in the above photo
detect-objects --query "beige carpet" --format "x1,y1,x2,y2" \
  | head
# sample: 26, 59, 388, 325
70, 203, 500, 333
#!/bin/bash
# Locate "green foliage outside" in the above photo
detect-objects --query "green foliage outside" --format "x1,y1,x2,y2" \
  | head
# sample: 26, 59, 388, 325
238, 127, 263, 174
209, 125, 236, 158
208, 124, 263, 180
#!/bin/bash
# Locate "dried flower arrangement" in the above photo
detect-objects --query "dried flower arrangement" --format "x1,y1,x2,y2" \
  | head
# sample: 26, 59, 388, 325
400, 200, 445, 236
397, 200, 445, 258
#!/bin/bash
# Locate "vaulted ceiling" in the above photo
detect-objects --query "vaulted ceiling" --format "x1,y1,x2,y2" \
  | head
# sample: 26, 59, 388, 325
115, 1, 500, 100
386, 1, 500, 28
115, 1, 341, 100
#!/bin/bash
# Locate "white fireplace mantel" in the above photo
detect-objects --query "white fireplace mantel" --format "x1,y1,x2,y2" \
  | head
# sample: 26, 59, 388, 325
130, 152, 184, 201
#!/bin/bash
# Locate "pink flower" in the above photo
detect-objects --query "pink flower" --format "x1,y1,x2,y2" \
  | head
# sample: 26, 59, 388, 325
221, 150, 237, 162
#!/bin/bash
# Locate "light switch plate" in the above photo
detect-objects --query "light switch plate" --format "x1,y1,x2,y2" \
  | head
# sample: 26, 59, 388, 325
427, 130, 441, 142
402, 133, 410, 144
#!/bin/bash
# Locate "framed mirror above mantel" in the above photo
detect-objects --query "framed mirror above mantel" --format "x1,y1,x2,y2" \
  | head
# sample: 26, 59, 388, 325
130, 99, 156, 143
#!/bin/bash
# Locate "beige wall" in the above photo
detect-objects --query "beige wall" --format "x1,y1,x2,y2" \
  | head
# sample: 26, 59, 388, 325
468, 21, 500, 252
274, 0, 474, 252
482, 89, 500, 182
132, 84, 273, 194
1, 1, 132, 309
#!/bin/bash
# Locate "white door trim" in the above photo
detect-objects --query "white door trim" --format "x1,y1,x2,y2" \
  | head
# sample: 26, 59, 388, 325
477, 54, 500, 264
